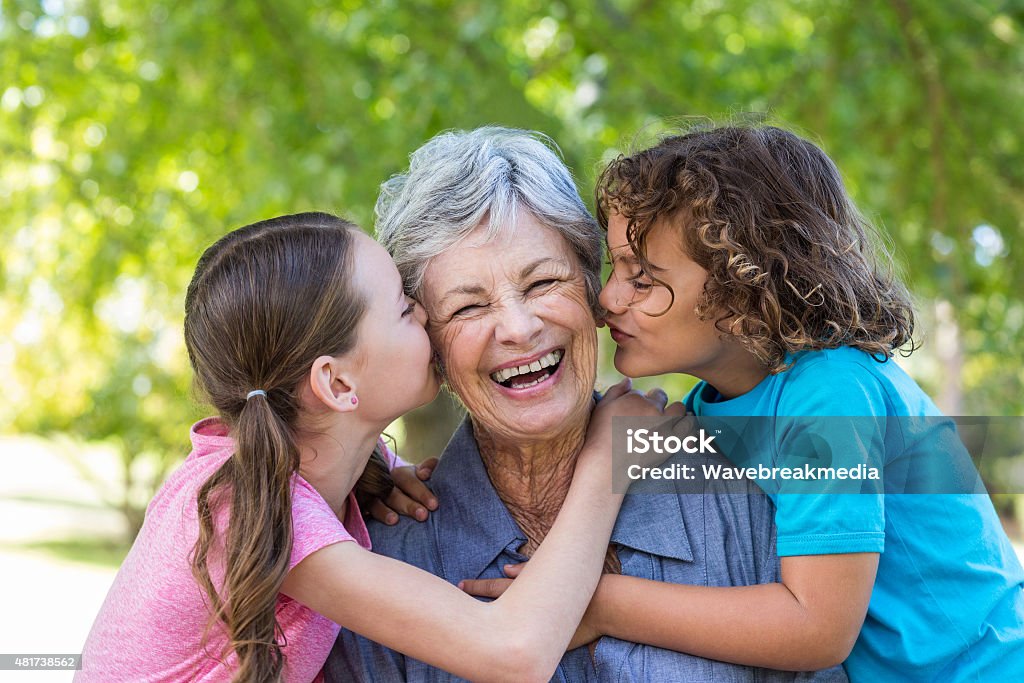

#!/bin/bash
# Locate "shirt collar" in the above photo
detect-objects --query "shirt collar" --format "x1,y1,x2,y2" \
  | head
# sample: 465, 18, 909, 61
612, 487, 693, 562
189, 417, 232, 456
430, 417, 528, 582
430, 415, 694, 581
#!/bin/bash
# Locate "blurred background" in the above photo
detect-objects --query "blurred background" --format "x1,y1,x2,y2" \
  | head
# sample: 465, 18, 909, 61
2, 0, 1022, 675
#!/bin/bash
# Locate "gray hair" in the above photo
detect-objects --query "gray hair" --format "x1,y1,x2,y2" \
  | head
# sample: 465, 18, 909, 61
375, 126, 603, 312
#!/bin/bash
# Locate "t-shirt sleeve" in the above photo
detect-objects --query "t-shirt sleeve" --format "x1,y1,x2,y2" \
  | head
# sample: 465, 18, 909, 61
289, 479, 359, 571
772, 360, 887, 557
379, 438, 410, 470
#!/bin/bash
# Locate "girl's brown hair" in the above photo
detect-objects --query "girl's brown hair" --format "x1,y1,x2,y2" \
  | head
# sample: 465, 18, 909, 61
184, 212, 393, 681
596, 124, 917, 372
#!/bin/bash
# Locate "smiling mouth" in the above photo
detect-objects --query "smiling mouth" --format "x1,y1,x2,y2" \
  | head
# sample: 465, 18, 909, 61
489, 349, 564, 390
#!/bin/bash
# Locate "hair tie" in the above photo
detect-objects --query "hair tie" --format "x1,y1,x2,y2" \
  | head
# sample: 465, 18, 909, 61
246, 389, 267, 400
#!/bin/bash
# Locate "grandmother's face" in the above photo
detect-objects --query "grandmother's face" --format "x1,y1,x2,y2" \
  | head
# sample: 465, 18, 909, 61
421, 212, 598, 442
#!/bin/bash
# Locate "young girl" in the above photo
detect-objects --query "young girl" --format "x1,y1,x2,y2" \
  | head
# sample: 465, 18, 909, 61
77, 212, 680, 682
589, 125, 1024, 679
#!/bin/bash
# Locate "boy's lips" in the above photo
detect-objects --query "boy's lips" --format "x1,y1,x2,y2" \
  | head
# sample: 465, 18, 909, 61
604, 320, 633, 344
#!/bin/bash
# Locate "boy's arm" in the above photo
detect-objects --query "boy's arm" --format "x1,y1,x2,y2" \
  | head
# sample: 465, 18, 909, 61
587, 552, 877, 670
465, 551, 877, 669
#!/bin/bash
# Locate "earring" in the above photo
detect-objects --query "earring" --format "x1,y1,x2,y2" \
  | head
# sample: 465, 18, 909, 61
351, 396, 358, 405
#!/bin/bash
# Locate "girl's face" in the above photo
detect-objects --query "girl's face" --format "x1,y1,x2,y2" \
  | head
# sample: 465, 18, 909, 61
349, 232, 440, 423
599, 212, 757, 392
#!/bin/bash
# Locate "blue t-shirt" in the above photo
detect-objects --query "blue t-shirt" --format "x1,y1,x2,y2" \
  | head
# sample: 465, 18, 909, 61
687, 347, 1024, 681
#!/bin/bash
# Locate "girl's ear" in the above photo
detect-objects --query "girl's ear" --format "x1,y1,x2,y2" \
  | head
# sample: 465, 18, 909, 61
308, 355, 359, 413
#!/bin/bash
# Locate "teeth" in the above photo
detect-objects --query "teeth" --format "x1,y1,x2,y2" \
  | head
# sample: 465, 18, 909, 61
490, 349, 563, 383
510, 374, 548, 389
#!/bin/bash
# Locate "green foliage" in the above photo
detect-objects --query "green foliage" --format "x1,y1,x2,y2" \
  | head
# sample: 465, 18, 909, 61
2, 0, 1022, 530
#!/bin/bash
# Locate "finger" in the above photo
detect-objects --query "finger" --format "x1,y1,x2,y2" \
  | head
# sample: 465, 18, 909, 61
658, 409, 695, 439
645, 387, 668, 410
600, 377, 632, 402
397, 469, 438, 511
391, 465, 437, 512
368, 498, 399, 526
385, 487, 428, 522
416, 457, 439, 482
659, 409, 693, 432
502, 563, 526, 578
664, 401, 687, 417
458, 578, 514, 599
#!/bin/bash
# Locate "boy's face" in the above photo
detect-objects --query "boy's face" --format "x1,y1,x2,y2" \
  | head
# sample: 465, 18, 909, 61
599, 213, 761, 396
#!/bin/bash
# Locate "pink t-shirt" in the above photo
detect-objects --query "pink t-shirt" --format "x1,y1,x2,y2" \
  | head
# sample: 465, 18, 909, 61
77, 418, 397, 682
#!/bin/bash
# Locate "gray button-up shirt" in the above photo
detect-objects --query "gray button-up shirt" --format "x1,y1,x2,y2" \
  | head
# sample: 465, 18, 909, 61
325, 418, 847, 682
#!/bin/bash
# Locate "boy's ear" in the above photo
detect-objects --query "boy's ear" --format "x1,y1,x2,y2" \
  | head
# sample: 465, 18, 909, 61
308, 355, 358, 413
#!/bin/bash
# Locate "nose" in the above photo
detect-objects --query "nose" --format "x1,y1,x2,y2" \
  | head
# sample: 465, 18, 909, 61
599, 273, 628, 315
494, 299, 544, 347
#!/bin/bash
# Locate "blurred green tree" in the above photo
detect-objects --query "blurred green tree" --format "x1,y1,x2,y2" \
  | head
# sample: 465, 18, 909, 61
2, 0, 1021, 538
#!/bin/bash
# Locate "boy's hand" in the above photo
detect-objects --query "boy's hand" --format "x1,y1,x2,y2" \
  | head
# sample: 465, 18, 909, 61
460, 562, 602, 650
369, 458, 439, 525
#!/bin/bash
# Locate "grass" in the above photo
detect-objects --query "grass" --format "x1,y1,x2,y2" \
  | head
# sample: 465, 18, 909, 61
4, 536, 130, 569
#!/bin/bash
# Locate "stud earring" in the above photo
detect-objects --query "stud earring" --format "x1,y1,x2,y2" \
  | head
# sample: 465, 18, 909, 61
351, 396, 358, 405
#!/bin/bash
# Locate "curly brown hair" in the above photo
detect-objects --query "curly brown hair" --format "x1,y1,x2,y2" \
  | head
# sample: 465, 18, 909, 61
596, 124, 917, 372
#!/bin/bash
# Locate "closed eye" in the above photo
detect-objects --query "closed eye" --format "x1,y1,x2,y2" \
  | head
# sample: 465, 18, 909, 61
528, 278, 559, 292
452, 303, 484, 317
627, 273, 654, 291
401, 301, 417, 317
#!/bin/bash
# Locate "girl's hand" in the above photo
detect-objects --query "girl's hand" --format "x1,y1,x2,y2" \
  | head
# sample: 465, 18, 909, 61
369, 458, 439, 525
581, 378, 688, 468
460, 562, 603, 650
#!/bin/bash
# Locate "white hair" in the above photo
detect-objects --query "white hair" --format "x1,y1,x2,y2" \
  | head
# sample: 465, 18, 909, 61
375, 127, 603, 311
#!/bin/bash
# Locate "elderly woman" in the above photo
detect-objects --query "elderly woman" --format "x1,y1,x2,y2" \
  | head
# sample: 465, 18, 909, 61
325, 128, 845, 682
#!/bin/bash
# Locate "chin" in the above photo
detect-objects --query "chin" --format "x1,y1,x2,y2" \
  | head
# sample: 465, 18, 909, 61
505, 384, 589, 430
613, 351, 641, 378
615, 349, 668, 379
508, 406, 579, 439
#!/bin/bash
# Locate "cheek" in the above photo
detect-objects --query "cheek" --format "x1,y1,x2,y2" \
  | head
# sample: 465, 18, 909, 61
544, 290, 599, 382
645, 288, 675, 315
430, 320, 486, 383
413, 326, 433, 359
543, 280, 595, 322
572, 329, 599, 386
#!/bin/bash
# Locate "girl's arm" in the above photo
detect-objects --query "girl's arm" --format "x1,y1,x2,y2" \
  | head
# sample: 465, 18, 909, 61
283, 381, 685, 683
285, 464, 611, 683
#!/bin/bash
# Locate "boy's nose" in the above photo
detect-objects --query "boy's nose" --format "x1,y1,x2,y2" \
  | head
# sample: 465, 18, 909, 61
599, 277, 628, 314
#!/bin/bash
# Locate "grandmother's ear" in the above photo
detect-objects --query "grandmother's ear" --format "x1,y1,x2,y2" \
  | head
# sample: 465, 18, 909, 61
307, 355, 359, 413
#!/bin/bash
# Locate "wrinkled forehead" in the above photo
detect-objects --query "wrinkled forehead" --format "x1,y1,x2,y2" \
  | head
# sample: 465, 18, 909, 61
421, 217, 579, 294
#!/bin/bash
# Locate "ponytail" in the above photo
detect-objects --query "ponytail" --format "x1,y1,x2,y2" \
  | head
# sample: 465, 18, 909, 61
193, 393, 298, 682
